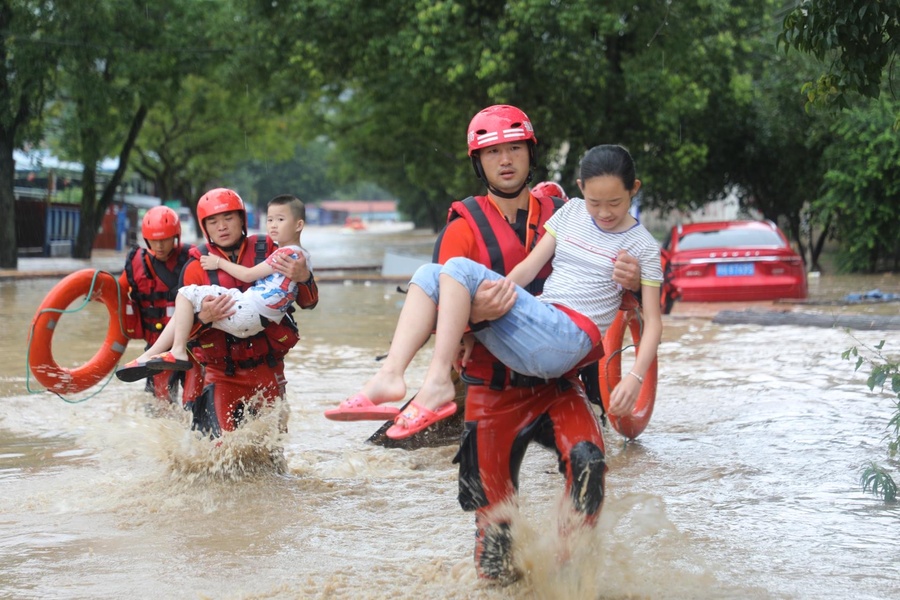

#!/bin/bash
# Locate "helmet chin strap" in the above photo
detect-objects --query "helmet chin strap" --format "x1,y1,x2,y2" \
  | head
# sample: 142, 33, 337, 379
472, 156, 535, 200
210, 237, 244, 256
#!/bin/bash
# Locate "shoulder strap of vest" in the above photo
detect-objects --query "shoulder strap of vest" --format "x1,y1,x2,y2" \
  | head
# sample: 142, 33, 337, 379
123, 246, 141, 290
198, 245, 220, 286
255, 237, 268, 265
461, 196, 504, 273
551, 196, 566, 212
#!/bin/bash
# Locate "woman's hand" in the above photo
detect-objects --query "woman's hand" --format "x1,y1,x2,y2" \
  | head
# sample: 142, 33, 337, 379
608, 375, 641, 416
612, 251, 641, 292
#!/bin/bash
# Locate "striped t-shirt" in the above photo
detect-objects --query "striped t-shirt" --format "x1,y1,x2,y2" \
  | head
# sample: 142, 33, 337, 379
539, 198, 663, 334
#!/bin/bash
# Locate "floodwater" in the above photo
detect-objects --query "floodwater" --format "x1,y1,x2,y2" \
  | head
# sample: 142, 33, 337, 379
2, 227, 899, 600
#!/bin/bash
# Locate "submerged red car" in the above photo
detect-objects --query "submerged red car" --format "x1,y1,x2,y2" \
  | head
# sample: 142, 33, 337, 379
660, 220, 807, 312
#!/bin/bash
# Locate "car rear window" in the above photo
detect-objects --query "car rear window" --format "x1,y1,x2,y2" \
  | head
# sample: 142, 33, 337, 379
678, 227, 785, 250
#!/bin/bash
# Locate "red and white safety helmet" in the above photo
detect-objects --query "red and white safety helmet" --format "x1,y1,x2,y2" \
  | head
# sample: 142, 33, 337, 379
196, 188, 246, 243
141, 206, 181, 244
466, 105, 537, 156
531, 181, 569, 202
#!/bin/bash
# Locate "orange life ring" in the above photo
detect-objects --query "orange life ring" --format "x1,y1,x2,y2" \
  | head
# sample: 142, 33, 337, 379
28, 269, 129, 395
598, 294, 657, 440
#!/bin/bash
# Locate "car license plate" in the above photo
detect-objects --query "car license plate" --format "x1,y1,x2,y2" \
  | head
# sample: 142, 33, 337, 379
716, 262, 754, 277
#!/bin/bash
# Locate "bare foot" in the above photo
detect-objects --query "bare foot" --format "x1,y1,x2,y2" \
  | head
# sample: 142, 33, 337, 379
411, 375, 457, 414
359, 370, 407, 405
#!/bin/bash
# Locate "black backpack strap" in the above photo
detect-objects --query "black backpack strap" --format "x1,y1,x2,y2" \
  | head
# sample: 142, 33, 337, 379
255, 238, 269, 265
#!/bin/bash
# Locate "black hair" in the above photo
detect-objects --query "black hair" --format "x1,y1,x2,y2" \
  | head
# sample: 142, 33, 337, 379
268, 194, 306, 221
578, 145, 637, 190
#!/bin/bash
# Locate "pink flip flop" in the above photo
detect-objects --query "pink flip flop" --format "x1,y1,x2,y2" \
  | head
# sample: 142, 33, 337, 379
385, 400, 457, 440
324, 393, 401, 421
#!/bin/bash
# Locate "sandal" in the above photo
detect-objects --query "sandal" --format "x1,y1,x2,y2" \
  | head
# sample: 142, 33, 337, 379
145, 351, 193, 372
324, 393, 401, 421
385, 401, 457, 440
115, 359, 152, 383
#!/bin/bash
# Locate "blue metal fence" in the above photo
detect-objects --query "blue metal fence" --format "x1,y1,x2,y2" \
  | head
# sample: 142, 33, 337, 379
44, 205, 80, 257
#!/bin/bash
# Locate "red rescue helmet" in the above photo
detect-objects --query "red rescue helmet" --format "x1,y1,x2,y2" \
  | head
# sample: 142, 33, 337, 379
466, 104, 537, 156
196, 188, 246, 243
141, 206, 181, 244
531, 181, 569, 202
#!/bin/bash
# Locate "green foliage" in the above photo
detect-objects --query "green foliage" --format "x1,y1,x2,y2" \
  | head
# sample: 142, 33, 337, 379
41, 0, 232, 257
843, 339, 900, 502
236, 138, 340, 209
254, 0, 792, 230
133, 73, 295, 213
780, 0, 900, 110
4, 0, 897, 274
0, 0, 64, 267
861, 463, 897, 502
815, 96, 900, 272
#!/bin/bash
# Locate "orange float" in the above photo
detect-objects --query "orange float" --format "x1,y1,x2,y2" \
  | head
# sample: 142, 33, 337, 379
28, 269, 129, 395
598, 293, 658, 440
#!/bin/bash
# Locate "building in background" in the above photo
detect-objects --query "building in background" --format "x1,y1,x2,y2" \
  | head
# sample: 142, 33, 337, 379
12, 149, 172, 256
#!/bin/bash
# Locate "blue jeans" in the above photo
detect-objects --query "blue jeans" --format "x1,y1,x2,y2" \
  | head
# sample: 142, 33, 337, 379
410, 258, 593, 379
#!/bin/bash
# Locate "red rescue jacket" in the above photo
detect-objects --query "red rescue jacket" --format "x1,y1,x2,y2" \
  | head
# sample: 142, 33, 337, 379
184, 235, 318, 374
122, 244, 194, 343
439, 194, 563, 386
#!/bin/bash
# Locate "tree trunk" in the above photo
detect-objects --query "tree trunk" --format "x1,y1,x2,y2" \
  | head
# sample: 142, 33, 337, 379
786, 213, 807, 269
809, 213, 832, 273
72, 105, 148, 259
72, 164, 99, 258
0, 133, 17, 269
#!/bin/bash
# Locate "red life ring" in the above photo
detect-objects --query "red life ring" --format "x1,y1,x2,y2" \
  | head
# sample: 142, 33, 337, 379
28, 269, 129, 395
598, 294, 658, 440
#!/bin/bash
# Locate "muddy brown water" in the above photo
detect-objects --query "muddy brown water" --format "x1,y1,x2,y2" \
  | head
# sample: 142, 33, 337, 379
1, 227, 898, 599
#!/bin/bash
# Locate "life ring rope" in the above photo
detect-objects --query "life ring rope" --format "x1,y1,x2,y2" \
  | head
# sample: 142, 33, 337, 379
598, 297, 658, 440
26, 269, 129, 402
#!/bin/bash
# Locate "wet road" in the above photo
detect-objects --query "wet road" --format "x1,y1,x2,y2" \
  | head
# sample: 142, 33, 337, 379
1, 228, 898, 599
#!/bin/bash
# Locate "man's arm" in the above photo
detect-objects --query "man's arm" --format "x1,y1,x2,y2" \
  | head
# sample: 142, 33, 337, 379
181, 260, 236, 333
272, 252, 317, 309
434, 218, 515, 325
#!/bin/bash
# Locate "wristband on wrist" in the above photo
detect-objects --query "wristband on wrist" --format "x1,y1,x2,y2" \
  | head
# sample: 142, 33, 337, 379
628, 371, 644, 384
468, 319, 490, 332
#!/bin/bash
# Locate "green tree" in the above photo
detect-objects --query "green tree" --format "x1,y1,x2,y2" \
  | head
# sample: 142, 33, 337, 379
0, 0, 61, 269
240, 138, 337, 208
780, 0, 900, 108
131, 74, 295, 234
729, 48, 837, 270
50, 0, 225, 258
259, 0, 781, 231
844, 339, 900, 503
815, 96, 900, 272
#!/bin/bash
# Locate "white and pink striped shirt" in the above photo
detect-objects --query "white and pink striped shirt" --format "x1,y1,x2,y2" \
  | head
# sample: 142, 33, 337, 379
540, 198, 662, 334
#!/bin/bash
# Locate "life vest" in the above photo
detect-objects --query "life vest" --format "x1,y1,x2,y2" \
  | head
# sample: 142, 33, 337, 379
186, 235, 299, 375
439, 195, 562, 295
441, 194, 564, 387
123, 244, 194, 344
